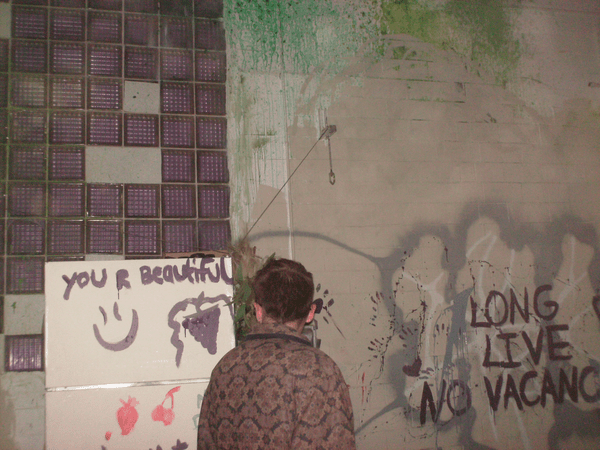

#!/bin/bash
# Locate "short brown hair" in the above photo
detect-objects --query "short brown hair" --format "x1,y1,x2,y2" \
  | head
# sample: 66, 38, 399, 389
252, 258, 314, 323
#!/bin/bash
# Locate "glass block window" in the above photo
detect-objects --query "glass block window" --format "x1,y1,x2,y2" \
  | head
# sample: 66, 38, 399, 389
161, 115, 194, 148
8, 183, 46, 217
195, 19, 225, 51
163, 220, 196, 253
162, 184, 196, 218
195, 51, 226, 83
48, 183, 85, 217
88, 44, 122, 77
88, 11, 122, 44
10, 111, 46, 144
49, 111, 86, 144
125, 184, 159, 218
49, 147, 85, 181
87, 220, 122, 254
88, 78, 122, 110
162, 149, 194, 183
125, 14, 158, 46
196, 84, 226, 116
161, 49, 193, 81
6, 257, 44, 294
50, 42, 85, 75
0, 0, 231, 304
124, 114, 158, 147
88, 112, 122, 145
124, 47, 158, 80
161, 82, 194, 114
5, 334, 44, 371
197, 150, 228, 183
7, 220, 45, 254
48, 220, 84, 254
196, 117, 226, 149
197, 220, 229, 251
88, 183, 122, 217
125, 220, 160, 255
198, 185, 229, 218
50, 77, 85, 109
50, 9, 85, 41
12, 6, 48, 40
11, 75, 46, 108
161, 17, 192, 49
10, 146, 46, 180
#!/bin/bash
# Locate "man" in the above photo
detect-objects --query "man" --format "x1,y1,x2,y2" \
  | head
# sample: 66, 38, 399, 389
197, 258, 356, 450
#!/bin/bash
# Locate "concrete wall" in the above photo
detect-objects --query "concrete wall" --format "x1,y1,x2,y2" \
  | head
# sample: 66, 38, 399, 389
231, 0, 600, 449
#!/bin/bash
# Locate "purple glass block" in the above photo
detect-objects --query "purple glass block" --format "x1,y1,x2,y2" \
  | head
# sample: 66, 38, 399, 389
163, 220, 196, 253
195, 83, 225, 116
197, 220, 230, 251
198, 185, 229, 218
161, 0, 192, 17
124, 114, 158, 147
162, 184, 196, 218
10, 111, 46, 144
50, 9, 85, 41
7, 258, 44, 294
87, 220, 122, 253
10, 75, 46, 108
12, 6, 48, 40
196, 117, 226, 149
125, 184, 159, 217
124, 47, 158, 80
0, 74, 7, 107
88, 183, 122, 216
48, 220, 84, 254
195, 51, 226, 83
50, 111, 85, 144
88, 78, 122, 110
7, 219, 44, 254
125, 14, 158, 46
51, 0, 85, 7
50, 42, 85, 75
161, 49, 193, 81
8, 183, 45, 216
49, 147, 85, 181
14, 0, 47, 5
0, 110, 6, 145
0, 40, 7, 72
9, 146, 46, 180
87, 112, 122, 145
125, 0, 157, 13
88, 44, 122, 77
162, 149, 194, 182
161, 17, 192, 49
50, 77, 84, 109
197, 150, 228, 183
194, 0, 222, 18
88, 0, 121, 10
125, 220, 160, 255
12, 40, 47, 73
0, 147, 6, 181
5, 334, 44, 370
161, 82, 193, 114
88, 12, 122, 43
195, 19, 225, 51
161, 115, 194, 148
49, 183, 84, 217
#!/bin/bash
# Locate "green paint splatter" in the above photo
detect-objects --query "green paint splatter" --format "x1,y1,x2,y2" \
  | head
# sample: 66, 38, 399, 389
381, 0, 521, 84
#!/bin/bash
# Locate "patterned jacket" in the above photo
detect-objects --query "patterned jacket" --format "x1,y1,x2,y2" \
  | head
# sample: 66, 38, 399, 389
197, 322, 356, 450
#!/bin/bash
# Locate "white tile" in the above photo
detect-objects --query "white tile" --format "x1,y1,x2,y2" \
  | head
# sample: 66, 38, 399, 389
86, 146, 161, 183
123, 81, 160, 114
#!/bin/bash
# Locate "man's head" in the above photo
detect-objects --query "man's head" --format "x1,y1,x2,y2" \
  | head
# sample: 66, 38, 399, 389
252, 258, 315, 325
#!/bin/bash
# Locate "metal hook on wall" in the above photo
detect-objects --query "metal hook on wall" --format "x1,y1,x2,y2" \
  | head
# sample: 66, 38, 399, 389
319, 110, 337, 185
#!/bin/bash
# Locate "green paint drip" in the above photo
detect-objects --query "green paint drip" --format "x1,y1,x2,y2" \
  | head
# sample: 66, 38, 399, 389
381, 0, 521, 84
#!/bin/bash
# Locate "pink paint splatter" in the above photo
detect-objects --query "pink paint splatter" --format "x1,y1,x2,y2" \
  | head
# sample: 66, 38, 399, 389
117, 396, 139, 435
152, 386, 181, 426
105, 431, 112, 441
